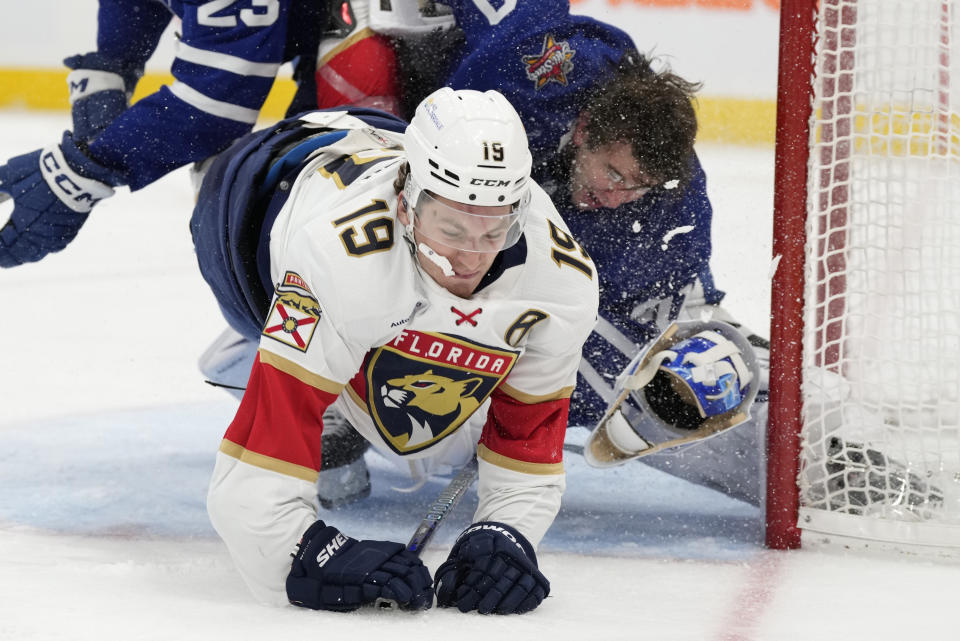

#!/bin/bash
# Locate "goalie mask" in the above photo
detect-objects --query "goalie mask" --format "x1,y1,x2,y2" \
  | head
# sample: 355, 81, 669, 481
584, 320, 760, 468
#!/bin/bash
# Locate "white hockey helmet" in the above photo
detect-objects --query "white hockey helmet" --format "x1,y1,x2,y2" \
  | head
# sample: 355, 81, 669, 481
404, 87, 532, 208
402, 87, 533, 254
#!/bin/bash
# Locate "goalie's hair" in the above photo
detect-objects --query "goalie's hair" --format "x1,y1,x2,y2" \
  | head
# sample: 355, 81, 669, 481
580, 52, 702, 188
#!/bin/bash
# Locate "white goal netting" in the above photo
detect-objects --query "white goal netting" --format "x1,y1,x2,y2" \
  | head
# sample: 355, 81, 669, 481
799, 0, 960, 551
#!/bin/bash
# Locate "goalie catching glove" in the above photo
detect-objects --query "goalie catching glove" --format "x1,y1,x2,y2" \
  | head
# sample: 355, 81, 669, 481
434, 522, 549, 615
286, 520, 433, 612
584, 320, 760, 467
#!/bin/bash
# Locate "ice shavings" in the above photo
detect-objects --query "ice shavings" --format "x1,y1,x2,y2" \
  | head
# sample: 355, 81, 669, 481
661, 225, 695, 250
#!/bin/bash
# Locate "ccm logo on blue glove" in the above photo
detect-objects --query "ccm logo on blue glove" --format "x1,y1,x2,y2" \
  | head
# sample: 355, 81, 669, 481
40, 144, 115, 213
0, 131, 121, 267
67, 69, 127, 103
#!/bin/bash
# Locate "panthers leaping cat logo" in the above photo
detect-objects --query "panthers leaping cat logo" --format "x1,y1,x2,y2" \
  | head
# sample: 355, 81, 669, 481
381, 370, 484, 448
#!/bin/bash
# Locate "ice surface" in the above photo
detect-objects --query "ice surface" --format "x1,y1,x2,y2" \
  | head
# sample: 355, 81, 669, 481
1, 112, 956, 641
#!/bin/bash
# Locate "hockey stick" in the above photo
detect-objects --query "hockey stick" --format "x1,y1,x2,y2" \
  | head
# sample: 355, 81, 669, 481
375, 455, 479, 609
563, 442, 586, 457
404, 455, 479, 555
203, 379, 246, 392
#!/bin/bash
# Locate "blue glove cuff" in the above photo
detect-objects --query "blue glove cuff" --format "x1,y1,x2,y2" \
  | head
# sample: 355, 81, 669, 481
63, 52, 142, 93
289, 520, 353, 569
454, 521, 539, 566
59, 131, 125, 188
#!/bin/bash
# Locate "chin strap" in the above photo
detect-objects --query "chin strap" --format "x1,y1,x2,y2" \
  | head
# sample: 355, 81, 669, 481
417, 242, 455, 276
402, 182, 455, 277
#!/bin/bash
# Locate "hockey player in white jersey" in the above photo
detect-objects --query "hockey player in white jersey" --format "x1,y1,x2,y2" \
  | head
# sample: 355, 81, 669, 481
192, 88, 599, 613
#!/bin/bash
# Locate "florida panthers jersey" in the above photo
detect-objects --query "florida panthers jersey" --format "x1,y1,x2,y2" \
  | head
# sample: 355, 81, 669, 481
431, 0, 723, 427
205, 114, 599, 604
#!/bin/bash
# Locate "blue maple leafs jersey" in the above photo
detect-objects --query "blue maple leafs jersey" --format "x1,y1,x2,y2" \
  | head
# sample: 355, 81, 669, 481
442, 0, 633, 164
437, 0, 724, 427
83, 0, 325, 189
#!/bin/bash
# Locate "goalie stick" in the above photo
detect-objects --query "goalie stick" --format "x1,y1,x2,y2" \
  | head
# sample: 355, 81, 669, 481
375, 455, 480, 609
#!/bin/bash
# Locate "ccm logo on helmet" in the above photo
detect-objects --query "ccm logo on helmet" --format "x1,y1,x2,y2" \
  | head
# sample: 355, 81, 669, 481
470, 178, 512, 187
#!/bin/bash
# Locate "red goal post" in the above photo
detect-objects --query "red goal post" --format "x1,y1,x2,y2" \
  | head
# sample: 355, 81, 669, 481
768, 0, 960, 553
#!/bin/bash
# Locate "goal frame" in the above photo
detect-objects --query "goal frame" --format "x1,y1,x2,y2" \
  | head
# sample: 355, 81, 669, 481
766, 0, 816, 550
767, 0, 958, 551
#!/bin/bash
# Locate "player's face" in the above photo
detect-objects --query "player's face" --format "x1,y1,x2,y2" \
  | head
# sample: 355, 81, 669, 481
569, 138, 657, 211
403, 193, 515, 298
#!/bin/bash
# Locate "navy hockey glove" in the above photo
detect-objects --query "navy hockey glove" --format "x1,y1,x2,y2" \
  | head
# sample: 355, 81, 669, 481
0, 131, 120, 267
63, 52, 140, 142
286, 520, 433, 612
434, 521, 549, 615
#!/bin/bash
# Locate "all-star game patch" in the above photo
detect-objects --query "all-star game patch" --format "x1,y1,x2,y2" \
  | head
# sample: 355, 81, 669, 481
262, 271, 322, 352
522, 33, 576, 90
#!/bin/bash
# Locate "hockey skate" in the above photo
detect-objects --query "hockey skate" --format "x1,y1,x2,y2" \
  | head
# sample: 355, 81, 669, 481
815, 437, 944, 517
316, 408, 372, 510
